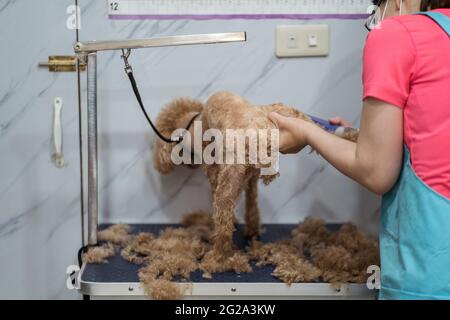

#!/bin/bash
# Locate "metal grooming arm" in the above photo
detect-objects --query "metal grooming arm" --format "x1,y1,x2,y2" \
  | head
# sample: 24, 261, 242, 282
74, 32, 247, 246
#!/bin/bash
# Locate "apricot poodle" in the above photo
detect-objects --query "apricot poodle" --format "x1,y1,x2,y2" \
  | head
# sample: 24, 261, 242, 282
153, 91, 358, 270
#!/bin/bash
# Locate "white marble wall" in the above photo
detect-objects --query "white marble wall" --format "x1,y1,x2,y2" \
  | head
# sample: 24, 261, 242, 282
0, 0, 379, 299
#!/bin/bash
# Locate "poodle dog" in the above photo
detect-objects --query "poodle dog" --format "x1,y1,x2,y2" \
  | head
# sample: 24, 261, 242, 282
153, 91, 357, 264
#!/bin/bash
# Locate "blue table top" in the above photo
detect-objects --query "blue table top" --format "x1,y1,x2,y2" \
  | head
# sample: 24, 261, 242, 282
81, 223, 340, 284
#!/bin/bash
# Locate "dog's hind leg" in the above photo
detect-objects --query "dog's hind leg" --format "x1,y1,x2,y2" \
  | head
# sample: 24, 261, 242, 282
205, 164, 240, 224
199, 164, 252, 277
210, 164, 247, 254
244, 170, 261, 238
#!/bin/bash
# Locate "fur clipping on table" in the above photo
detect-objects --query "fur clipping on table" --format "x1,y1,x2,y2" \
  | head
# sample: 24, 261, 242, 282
140, 279, 186, 300
82, 243, 115, 264
98, 224, 130, 246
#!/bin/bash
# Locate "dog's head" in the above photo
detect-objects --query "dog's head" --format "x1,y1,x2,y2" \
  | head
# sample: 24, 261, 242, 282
153, 98, 204, 174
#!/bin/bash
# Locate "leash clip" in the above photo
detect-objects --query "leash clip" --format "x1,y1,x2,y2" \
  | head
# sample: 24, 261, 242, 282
121, 48, 133, 74
172, 135, 183, 143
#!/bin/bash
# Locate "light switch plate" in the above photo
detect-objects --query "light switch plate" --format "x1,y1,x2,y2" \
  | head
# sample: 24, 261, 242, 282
276, 25, 329, 58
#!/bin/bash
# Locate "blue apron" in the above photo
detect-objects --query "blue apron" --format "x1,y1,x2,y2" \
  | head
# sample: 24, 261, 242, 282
379, 12, 450, 300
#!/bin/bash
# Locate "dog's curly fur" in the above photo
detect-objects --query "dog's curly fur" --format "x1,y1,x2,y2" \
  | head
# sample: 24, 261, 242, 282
153, 91, 358, 274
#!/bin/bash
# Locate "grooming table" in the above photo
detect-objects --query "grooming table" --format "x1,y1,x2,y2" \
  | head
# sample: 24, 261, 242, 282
78, 223, 377, 300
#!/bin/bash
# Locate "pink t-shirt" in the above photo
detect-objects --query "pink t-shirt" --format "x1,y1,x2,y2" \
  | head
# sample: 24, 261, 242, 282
363, 9, 450, 199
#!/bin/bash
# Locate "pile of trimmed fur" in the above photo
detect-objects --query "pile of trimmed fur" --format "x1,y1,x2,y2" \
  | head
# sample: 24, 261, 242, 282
83, 212, 379, 299
247, 217, 379, 286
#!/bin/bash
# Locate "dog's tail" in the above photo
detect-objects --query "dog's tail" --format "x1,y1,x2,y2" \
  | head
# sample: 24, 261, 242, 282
153, 98, 204, 174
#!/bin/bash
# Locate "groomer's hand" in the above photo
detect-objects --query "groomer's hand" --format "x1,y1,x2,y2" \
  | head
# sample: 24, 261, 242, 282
268, 112, 311, 154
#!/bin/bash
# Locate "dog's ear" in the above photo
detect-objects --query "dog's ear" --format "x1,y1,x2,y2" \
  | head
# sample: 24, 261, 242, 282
153, 138, 175, 174
152, 97, 203, 174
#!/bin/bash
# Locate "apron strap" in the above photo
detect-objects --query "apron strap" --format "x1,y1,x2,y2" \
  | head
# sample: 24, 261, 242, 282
416, 12, 450, 36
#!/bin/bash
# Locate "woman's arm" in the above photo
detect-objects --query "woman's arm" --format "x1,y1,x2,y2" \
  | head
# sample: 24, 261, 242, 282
269, 98, 404, 195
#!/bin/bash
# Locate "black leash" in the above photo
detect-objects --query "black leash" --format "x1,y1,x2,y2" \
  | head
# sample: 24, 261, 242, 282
77, 244, 93, 268
121, 49, 199, 143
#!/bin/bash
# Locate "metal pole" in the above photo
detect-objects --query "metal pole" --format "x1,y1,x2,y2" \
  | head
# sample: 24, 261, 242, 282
74, 32, 246, 53
87, 52, 98, 245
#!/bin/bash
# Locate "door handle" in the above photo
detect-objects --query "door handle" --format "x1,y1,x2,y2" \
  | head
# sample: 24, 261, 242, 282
52, 97, 66, 168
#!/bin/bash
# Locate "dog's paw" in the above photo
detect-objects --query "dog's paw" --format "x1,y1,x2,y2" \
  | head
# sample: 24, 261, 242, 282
244, 225, 261, 238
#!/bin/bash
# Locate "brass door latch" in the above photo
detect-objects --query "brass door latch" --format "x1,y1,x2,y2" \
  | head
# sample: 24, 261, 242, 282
39, 55, 86, 72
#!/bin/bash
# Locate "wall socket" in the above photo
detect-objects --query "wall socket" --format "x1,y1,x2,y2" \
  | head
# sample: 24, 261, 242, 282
276, 25, 329, 58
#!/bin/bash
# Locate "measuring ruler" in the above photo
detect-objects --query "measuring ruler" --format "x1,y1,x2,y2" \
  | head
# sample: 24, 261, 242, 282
107, 0, 372, 19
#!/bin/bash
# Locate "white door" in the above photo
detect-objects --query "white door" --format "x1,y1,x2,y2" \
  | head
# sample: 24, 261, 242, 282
0, 0, 83, 299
